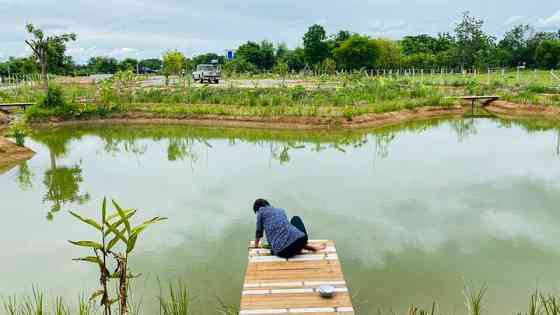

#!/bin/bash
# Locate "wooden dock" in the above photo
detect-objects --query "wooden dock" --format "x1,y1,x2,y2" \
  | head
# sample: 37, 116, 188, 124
240, 240, 354, 315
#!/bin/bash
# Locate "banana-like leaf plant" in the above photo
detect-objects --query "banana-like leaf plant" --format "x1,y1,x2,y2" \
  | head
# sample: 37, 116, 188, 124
69, 198, 167, 315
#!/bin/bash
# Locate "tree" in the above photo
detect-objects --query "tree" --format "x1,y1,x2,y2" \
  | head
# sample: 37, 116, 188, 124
235, 41, 275, 70
303, 24, 329, 66
328, 30, 352, 52
0, 57, 38, 76
139, 58, 162, 73
191, 53, 225, 69
24, 24, 76, 92
535, 40, 560, 69
162, 50, 186, 85
46, 39, 76, 75
276, 42, 289, 61
374, 39, 402, 69
454, 12, 495, 69
273, 61, 289, 83
88, 56, 120, 74
119, 58, 139, 72
333, 34, 378, 70
284, 48, 306, 72
498, 24, 531, 67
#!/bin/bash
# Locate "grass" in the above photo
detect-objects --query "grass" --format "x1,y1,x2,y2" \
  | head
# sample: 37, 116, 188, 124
158, 282, 191, 315
0, 69, 558, 123
6, 284, 560, 315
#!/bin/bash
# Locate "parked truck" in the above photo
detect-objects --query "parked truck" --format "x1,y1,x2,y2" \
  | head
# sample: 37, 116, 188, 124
192, 60, 221, 84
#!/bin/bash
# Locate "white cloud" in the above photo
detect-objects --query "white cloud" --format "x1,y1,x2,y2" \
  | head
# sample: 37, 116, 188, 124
537, 10, 560, 28
1, 0, 559, 63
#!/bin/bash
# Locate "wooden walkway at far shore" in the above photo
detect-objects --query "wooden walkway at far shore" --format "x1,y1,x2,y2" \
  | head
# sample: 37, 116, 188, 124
454, 95, 500, 106
240, 240, 354, 315
0, 103, 34, 114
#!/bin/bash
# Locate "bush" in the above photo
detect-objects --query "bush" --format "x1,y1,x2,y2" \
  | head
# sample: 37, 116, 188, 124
40, 85, 66, 108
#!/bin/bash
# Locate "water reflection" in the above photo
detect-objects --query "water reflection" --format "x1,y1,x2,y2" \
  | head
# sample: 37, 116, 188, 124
20, 117, 560, 221
31, 131, 90, 220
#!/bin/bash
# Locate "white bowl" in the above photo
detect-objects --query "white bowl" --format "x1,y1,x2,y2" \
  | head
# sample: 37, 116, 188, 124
318, 285, 335, 298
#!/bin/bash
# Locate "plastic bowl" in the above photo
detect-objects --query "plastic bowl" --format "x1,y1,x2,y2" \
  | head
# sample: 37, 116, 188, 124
318, 285, 335, 298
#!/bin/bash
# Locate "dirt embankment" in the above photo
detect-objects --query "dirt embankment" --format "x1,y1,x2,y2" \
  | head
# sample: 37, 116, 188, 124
0, 112, 8, 125
486, 101, 560, 120
31, 105, 467, 130
0, 136, 35, 167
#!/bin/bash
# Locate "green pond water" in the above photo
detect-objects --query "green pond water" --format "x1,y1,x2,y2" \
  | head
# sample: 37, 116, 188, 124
2, 118, 560, 314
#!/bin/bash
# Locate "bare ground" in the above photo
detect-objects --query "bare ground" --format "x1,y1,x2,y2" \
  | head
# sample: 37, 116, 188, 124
29, 105, 466, 130
0, 136, 35, 169
485, 101, 560, 120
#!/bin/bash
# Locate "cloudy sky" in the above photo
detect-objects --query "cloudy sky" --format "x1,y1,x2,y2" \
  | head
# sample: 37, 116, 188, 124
1, 0, 559, 63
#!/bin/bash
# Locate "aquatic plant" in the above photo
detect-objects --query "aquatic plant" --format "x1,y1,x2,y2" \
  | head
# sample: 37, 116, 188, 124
464, 283, 487, 315
68, 198, 167, 315
158, 281, 191, 315
7, 116, 30, 146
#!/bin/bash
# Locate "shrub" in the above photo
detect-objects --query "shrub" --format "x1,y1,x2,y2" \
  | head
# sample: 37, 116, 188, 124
40, 85, 66, 108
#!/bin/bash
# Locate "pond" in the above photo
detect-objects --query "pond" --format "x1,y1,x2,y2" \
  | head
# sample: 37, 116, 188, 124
1, 118, 560, 314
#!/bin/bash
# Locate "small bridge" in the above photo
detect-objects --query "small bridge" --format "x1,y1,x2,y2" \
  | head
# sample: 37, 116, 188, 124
240, 240, 354, 314
455, 95, 500, 108
0, 103, 34, 114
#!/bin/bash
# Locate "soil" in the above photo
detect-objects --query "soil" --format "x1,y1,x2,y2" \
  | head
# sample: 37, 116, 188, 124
0, 136, 35, 168
485, 101, 560, 120
30, 106, 467, 130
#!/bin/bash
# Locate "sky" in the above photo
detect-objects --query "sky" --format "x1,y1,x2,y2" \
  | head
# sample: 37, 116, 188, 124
1, 0, 559, 64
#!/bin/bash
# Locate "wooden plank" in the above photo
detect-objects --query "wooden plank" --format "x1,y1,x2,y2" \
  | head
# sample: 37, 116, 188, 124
240, 240, 354, 314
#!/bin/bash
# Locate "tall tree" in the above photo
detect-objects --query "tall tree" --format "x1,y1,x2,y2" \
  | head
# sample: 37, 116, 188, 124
535, 40, 560, 69
24, 24, 76, 92
303, 24, 329, 66
498, 24, 531, 67
333, 34, 378, 70
87, 56, 119, 74
454, 12, 495, 69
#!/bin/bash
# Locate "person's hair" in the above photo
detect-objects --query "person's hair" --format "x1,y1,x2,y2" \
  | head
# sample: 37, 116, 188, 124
253, 199, 270, 213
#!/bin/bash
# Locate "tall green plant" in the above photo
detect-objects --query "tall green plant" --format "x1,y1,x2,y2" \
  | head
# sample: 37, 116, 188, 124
69, 198, 167, 315
158, 282, 191, 315
464, 284, 487, 315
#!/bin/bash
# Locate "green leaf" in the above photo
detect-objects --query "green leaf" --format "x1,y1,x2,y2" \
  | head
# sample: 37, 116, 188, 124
69, 211, 102, 231
103, 210, 136, 237
73, 256, 101, 264
68, 240, 103, 249
126, 234, 138, 253
106, 227, 126, 251
101, 197, 107, 224
131, 217, 168, 237
104, 221, 128, 244
112, 200, 131, 234
106, 208, 135, 222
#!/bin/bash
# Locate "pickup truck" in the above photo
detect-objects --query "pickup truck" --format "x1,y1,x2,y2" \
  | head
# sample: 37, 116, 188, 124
192, 63, 221, 84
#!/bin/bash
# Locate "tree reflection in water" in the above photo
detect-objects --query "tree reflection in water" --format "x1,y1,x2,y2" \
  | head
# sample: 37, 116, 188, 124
30, 130, 90, 220
21, 117, 560, 221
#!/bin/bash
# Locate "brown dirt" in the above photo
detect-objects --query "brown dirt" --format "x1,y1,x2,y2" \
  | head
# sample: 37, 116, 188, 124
0, 136, 35, 168
31, 105, 467, 130
485, 101, 560, 120
0, 112, 8, 125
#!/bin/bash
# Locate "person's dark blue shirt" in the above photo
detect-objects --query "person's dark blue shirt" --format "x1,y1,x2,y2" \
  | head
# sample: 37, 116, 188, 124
256, 206, 305, 254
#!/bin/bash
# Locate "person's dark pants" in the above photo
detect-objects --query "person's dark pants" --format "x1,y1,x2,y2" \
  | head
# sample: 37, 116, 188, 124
277, 216, 309, 259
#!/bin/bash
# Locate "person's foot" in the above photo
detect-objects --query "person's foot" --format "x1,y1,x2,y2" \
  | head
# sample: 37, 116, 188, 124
308, 243, 327, 252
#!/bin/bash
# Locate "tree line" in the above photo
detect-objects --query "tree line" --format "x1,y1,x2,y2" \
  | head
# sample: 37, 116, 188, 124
1, 11, 559, 78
